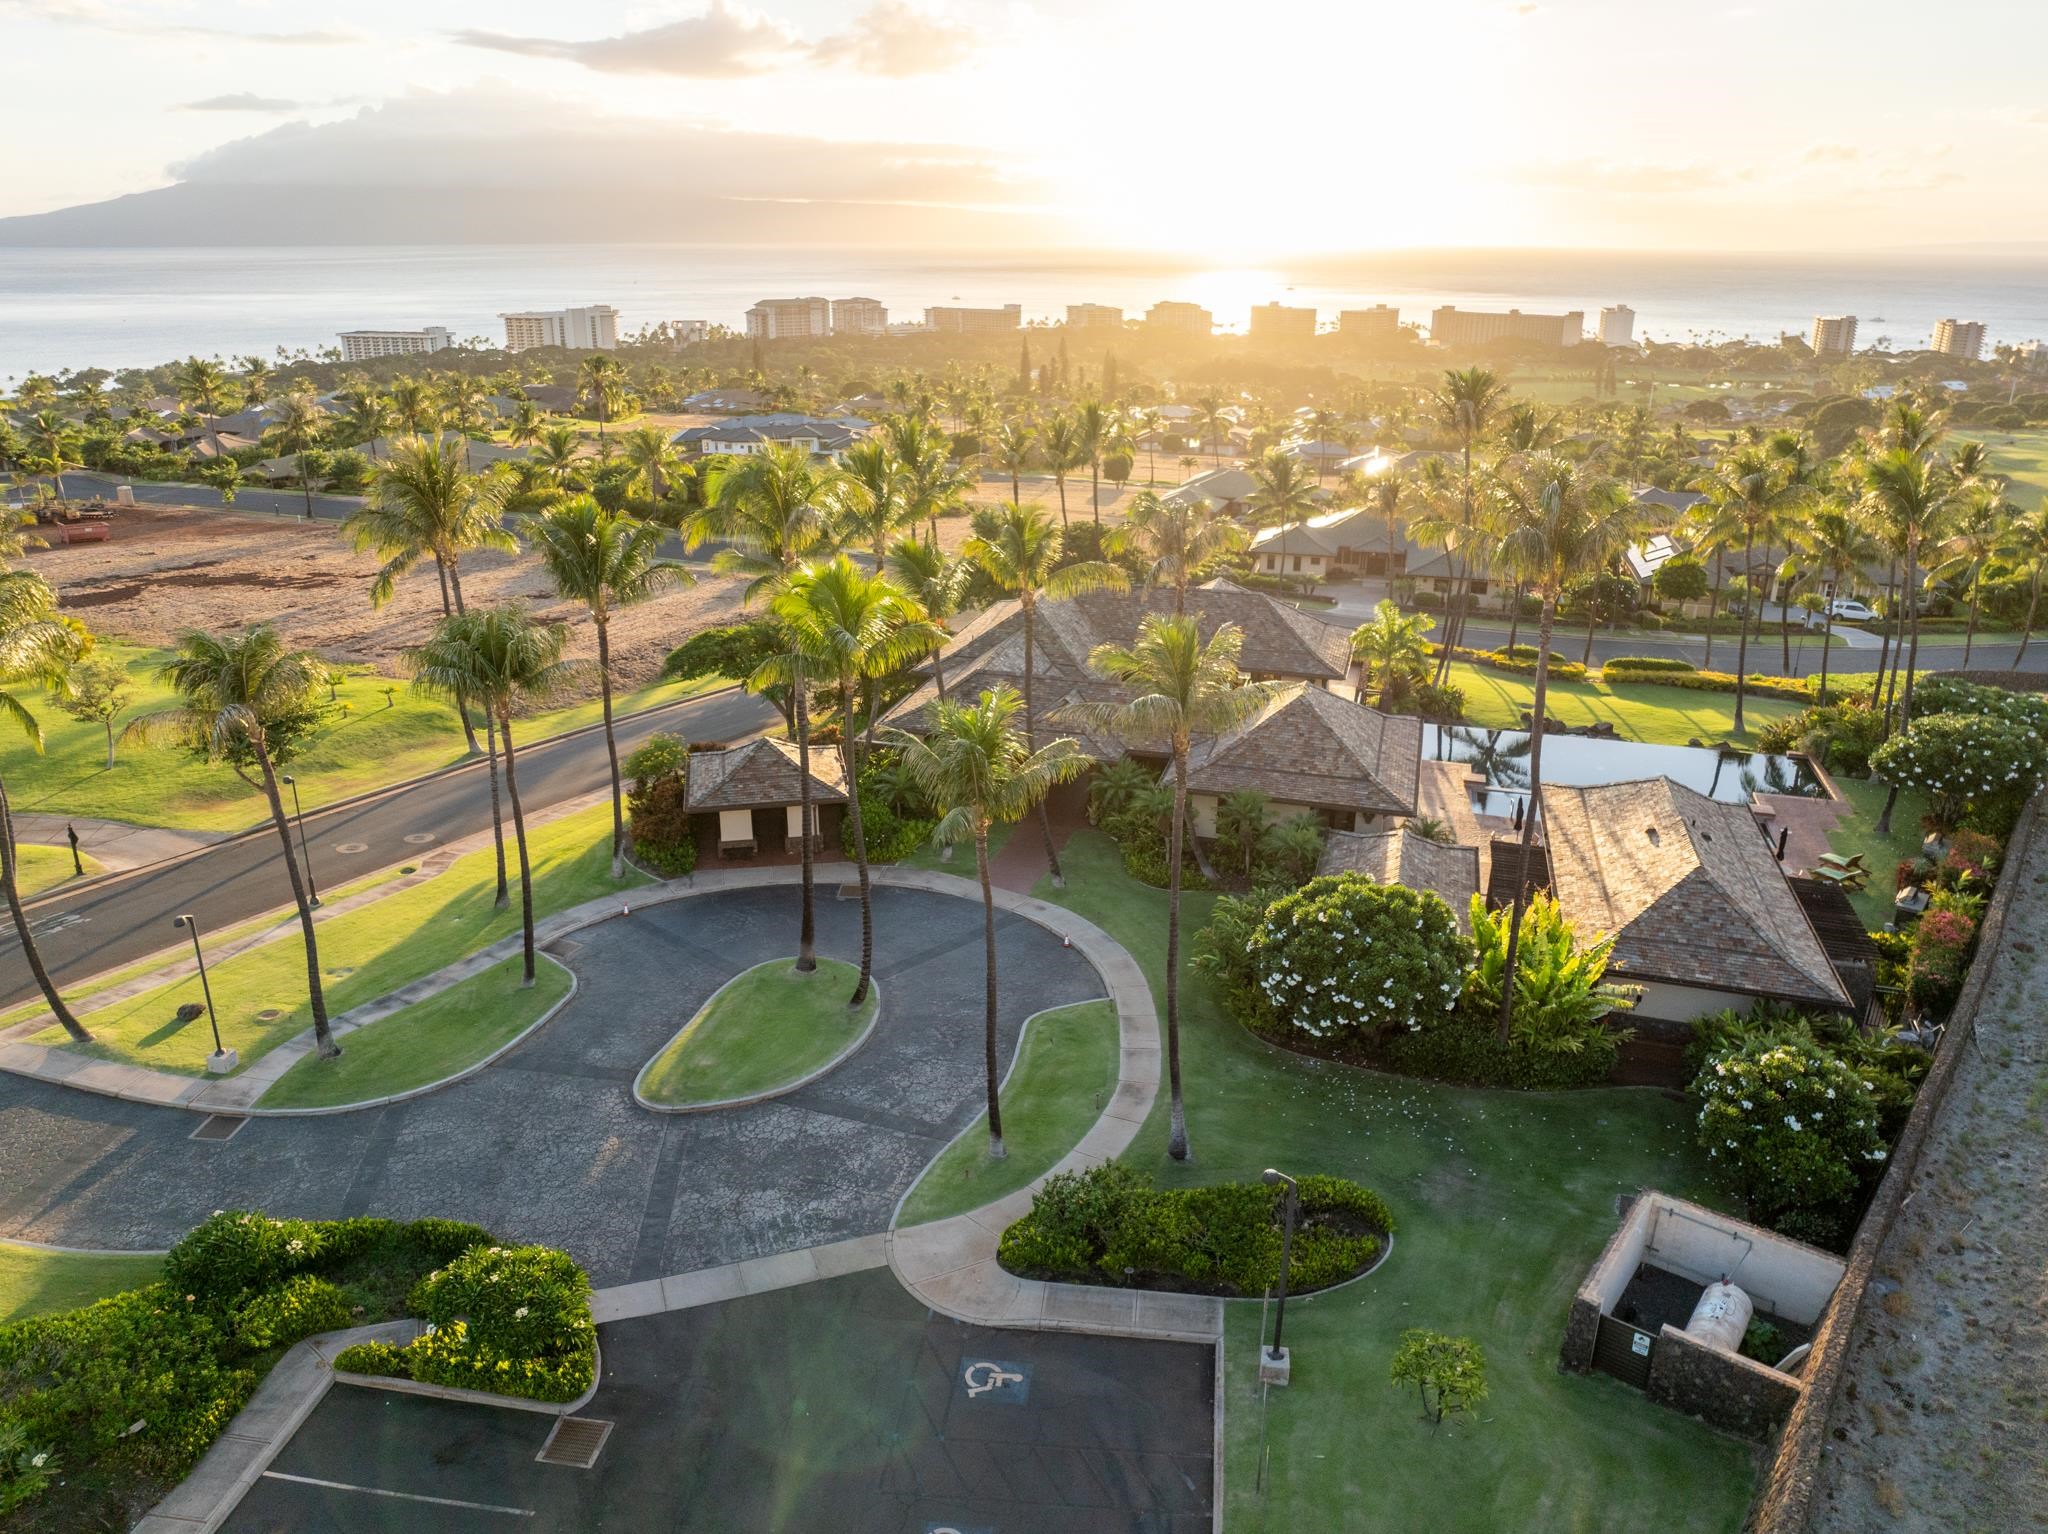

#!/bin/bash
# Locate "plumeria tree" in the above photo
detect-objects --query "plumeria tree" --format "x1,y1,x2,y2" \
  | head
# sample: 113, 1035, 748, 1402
1870, 710, 2048, 835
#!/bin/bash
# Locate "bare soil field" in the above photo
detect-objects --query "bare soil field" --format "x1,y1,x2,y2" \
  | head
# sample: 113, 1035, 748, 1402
1808, 834, 2048, 1531
25, 502, 748, 690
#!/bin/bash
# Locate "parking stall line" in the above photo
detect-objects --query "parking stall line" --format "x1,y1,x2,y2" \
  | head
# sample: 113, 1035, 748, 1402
258, 1471, 537, 1517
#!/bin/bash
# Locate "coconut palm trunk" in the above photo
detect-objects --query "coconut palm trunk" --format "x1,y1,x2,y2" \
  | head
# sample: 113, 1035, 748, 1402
837, 700, 874, 1005
497, 712, 537, 987
0, 774, 89, 1042
1021, 594, 1063, 886
1962, 568, 1983, 668
975, 821, 1004, 1158
792, 657, 818, 972
1732, 528, 1755, 733
299, 453, 315, 522
257, 745, 338, 1056
1703, 547, 1723, 671
1165, 739, 1193, 1161
595, 615, 626, 879
1900, 536, 1924, 730
2015, 568, 2043, 668
1496, 597, 1557, 1044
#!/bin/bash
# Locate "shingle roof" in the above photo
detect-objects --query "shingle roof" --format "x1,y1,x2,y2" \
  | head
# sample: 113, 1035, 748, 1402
684, 737, 848, 811
1318, 827, 1480, 931
1184, 684, 1422, 817
1538, 778, 1850, 1007
1250, 523, 1341, 556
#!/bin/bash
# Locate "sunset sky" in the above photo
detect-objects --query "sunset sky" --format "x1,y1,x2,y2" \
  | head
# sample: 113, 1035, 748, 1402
7, 0, 2048, 253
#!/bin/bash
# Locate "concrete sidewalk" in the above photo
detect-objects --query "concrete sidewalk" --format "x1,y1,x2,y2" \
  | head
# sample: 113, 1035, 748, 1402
12, 814, 225, 871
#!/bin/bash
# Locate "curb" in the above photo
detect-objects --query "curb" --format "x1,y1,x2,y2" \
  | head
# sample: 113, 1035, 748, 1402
631, 966, 882, 1114
333, 1337, 604, 1418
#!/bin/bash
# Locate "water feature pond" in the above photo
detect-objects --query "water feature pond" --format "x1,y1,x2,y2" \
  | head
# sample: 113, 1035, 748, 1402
1422, 725, 1827, 812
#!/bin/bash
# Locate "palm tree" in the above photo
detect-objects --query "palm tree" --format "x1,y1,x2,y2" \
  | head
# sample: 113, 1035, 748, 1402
1245, 447, 1320, 556
1350, 599, 1435, 707
1862, 445, 1953, 733
991, 417, 1037, 504
526, 497, 692, 878
268, 386, 325, 520
1932, 479, 2013, 668
1427, 367, 1508, 657
889, 415, 973, 546
389, 378, 437, 438
620, 426, 685, 513
1783, 498, 1880, 702
239, 356, 273, 408
1076, 399, 1112, 525
507, 399, 545, 454
0, 573, 92, 1042
176, 356, 236, 453
534, 425, 583, 490
883, 687, 1086, 1159
1696, 446, 1796, 733
963, 501, 1128, 886
770, 559, 941, 1003
408, 607, 581, 987
2010, 505, 2048, 670
1111, 490, 1245, 612
689, 442, 849, 969
1194, 395, 1230, 466
345, 392, 393, 460
1486, 454, 1640, 1040
23, 411, 76, 500
129, 627, 341, 1057
1037, 410, 1085, 530
838, 439, 907, 562
1058, 617, 1275, 1161
579, 355, 627, 448
886, 536, 970, 700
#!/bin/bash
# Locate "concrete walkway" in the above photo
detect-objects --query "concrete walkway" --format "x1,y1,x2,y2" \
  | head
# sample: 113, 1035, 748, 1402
11, 813, 224, 872
988, 779, 1093, 894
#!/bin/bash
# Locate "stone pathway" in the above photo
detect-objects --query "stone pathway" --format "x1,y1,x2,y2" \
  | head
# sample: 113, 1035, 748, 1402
988, 780, 1093, 893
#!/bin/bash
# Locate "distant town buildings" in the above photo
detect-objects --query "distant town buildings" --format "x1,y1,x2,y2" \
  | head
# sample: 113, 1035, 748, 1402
2019, 340, 2048, 373
746, 297, 831, 340
1145, 301, 1213, 335
1066, 303, 1123, 329
1249, 302, 1317, 342
924, 304, 1022, 333
1338, 305, 1401, 339
1809, 315, 1858, 357
1598, 304, 1637, 347
1430, 306, 1584, 348
1931, 318, 1986, 361
338, 326, 452, 362
830, 297, 888, 335
500, 305, 619, 352
669, 320, 713, 345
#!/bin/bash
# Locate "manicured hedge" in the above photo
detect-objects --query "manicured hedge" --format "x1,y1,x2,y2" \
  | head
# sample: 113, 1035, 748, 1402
997, 1164, 1391, 1297
1438, 643, 1590, 682
1599, 662, 1821, 701
1600, 655, 1697, 674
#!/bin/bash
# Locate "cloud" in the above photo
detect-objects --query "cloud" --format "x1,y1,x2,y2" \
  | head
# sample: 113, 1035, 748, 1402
1509, 3, 1542, 14
176, 93, 303, 113
1802, 143, 1861, 164
811, 2, 976, 76
1, 0, 359, 44
452, 0, 974, 79
1515, 158, 1744, 195
452, 1, 801, 77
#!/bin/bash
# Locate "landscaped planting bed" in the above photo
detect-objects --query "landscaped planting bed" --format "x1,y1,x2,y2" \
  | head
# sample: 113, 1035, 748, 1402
635, 957, 877, 1107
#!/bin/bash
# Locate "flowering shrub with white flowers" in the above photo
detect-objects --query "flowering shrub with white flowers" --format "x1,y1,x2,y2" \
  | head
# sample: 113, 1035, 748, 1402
1693, 1038, 1889, 1247
1870, 710, 2048, 837
1225, 873, 1473, 1045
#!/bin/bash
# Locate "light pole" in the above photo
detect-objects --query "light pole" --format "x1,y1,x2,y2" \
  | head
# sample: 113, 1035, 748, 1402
173, 913, 235, 1073
281, 774, 319, 907
1262, 1167, 1298, 1385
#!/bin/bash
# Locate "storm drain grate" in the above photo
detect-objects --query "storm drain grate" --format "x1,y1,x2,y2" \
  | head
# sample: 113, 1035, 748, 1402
536, 1416, 612, 1468
189, 1115, 248, 1142
836, 883, 862, 900
545, 938, 585, 960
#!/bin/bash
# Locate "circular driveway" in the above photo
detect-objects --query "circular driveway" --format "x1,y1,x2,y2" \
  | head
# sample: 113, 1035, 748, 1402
0, 885, 1106, 1284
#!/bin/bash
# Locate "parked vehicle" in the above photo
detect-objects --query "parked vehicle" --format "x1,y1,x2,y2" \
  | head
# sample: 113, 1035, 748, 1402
1807, 598, 1875, 627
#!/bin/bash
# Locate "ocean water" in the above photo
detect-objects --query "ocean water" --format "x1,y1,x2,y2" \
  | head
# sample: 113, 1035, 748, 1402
2, 244, 2045, 380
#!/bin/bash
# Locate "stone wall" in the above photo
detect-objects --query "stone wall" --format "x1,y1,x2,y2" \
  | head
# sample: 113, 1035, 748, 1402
1743, 786, 2048, 1532
1647, 1324, 1802, 1441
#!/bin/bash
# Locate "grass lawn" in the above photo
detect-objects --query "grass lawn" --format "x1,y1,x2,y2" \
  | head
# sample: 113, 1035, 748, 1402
1031, 832, 1757, 1534
897, 999, 1118, 1227
1952, 426, 2048, 511
1446, 660, 1804, 746
31, 802, 644, 1075
895, 820, 1016, 877
12, 843, 103, 896
257, 955, 572, 1109
0, 640, 729, 833
0, 1242, 163, 1322
637, 957, 877, 1106
1823, 775, 1932, 928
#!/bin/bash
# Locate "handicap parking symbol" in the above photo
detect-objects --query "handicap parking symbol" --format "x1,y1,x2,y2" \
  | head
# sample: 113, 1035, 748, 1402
958, 1358, 1029, 1404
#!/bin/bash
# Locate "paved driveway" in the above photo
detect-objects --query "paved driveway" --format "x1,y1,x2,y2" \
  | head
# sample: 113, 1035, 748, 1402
0, 885, 1104, 1282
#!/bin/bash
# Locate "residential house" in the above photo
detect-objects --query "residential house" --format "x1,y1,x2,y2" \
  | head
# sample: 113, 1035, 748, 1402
1164, 466, 1262, 518
672, 413, 872, 461
1249, 522, 1341, 583
1182, 684, 1423, 837
682, 387, 774, 414
1318, 826, 1481, 931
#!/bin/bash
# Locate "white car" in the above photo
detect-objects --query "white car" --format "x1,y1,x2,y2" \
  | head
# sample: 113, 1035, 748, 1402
1806, 599, 1875, 627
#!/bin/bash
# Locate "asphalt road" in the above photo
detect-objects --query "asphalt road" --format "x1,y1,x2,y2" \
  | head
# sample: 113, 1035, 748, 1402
0, 685, 776, 1007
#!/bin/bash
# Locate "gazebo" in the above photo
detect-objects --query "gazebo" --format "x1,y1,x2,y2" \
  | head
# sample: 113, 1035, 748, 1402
684, 737, 848, 860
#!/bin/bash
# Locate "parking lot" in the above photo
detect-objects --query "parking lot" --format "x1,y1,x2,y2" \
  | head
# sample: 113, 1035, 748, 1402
222, 1268, 1215, 1533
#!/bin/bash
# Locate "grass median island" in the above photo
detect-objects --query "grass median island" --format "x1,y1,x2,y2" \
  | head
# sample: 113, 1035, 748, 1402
12, 844, 103, 896
257, 956, 573, 1109
0, 1242, 163, 1322
30, 802, 643, 1075
637, 958, 877, 1107
0, 640, 729, 833
1031, 832, 1756, 1534
897, 999, 1118, 1227
1445, 659, 1803, 745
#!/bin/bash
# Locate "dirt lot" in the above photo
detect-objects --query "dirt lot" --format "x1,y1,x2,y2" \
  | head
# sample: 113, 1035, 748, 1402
24, 502, 748, 689
1808, 817, 2048, 1531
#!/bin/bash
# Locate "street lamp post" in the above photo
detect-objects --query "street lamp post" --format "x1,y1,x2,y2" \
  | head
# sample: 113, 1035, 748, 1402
173, 913, 236, 1074
281, 774, 319, 907
1261, 1167, 1298, 1386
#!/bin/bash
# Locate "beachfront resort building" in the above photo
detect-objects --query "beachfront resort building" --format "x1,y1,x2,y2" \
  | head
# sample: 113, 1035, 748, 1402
338, 326, 452, 362
1146, 301, 1213, 335
1250, 302, 1317, 341
746, 297, 831, 340
1339, 305, 1402, 339
830, 297, 888, 335
1431, 306, 1585, 348
1931, 319, 1986, 361
924, 304, 1022, 332
1066, 304, 1123, 329
1810, 315, 1858, 357
1599, 305, 1637, 347
500, 305, 619, 352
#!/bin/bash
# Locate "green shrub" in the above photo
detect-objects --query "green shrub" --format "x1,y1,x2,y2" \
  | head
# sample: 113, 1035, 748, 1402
1906, 907, 1977, 1014
844, 788, 936, 864
400, 1218, 498, 1266
230, 1274, 355, 1353
1755, 701, 1887, 775
1601, 654, 1696, 673
0, 1418, 60, 1514
1600, 663, 1819, 701
163, 1211, 329, 1313
625, 732, 696, 875
1443, 643, 1590, 682
1693, 1038, 1889, 1248
998, 1165, 1390, 1297
331, 1339, 407, 1378
1871, 710, 2048, 836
